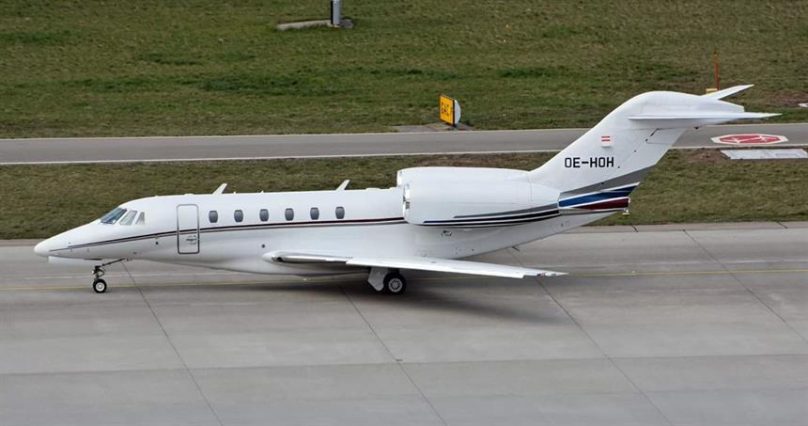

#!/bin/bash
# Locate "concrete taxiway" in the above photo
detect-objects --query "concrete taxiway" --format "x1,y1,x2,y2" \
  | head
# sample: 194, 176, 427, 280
1, 123, 806, 165
1, 223, 807, 425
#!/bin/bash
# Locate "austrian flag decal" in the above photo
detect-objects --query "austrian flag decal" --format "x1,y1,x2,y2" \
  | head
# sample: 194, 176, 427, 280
600, 135, 612, 146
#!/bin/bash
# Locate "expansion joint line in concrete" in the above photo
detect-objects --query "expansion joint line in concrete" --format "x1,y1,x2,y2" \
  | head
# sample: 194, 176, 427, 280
683, 230, 808, 346
122, 263, 225, 426
339, 285, 449, 426
510, 249, 676, 426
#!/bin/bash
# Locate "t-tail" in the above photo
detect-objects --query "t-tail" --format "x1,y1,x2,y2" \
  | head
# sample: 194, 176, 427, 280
528, 85, 777, 212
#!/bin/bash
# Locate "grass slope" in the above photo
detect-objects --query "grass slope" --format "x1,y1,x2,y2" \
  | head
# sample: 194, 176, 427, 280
1, 1, 807, 137
2, 150, 806, 239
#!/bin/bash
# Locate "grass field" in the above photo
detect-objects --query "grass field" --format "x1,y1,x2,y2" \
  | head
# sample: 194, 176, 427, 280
1, 1, 807, 137
2, 149, 806, 239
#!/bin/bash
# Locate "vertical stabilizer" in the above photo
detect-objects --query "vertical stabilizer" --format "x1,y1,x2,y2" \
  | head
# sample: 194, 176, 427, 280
527, 88, 775, 211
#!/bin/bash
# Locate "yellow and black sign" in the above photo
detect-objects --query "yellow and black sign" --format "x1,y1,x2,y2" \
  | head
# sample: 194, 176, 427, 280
439, 95, 461, 126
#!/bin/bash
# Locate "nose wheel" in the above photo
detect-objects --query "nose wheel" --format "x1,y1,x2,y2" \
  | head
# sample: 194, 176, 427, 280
92, 265, 107, 293
90, 259, 125, 294
93, 278, 107, 293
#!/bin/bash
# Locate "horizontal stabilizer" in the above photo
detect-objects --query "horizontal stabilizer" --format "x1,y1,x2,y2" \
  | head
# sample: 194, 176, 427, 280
701, 84, 754, 100
629, 111, 778, 121
265, 251, 565, 278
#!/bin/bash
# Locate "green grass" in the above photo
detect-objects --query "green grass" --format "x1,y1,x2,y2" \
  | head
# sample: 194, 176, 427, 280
1, 0, 807, 137
1, 150, 806, 239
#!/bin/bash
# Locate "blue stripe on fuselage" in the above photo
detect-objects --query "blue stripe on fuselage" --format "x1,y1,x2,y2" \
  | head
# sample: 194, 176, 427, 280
559, 185, 637, 208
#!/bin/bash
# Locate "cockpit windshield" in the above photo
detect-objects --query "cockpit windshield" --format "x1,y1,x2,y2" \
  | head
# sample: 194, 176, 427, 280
99, 207, 127, 224
119, 210, 138, 226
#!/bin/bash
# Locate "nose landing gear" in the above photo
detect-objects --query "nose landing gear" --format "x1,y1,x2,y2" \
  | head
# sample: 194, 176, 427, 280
90, 259, 125, 294
92, 277, 107, 293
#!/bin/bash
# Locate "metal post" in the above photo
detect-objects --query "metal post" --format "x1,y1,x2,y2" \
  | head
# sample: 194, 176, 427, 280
712, 49, 720, 90
330, 0, 341, 27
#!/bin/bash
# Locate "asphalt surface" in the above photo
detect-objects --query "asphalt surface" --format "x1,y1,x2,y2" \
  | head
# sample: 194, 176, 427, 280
1, 123, 806, 164
1, 222, 807, 425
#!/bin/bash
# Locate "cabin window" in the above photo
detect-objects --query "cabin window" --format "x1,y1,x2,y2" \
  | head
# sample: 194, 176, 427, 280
119, 210, 138, 226
135, 212, 146, 225
310, 207, 320, 220
259, 209, 269, 222
100, 207, 126, 224
285, 208, 294, 221
209, 210, 218, 223
335, 206, 345, 219
234, 209, 244, 223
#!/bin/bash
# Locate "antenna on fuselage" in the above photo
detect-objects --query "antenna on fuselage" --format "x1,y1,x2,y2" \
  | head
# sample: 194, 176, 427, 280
213, 183, 228, 194
336, 180, 350, 191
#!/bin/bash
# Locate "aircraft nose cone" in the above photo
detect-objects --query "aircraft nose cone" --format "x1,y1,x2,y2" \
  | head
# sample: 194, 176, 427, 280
34, 238, 55, 257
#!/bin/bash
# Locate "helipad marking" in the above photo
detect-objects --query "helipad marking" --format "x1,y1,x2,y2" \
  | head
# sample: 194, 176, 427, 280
711, 133, 788, 145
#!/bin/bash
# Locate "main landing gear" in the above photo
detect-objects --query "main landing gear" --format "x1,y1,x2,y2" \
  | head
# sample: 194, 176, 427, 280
91, 259, 125, 294
367, 267, 407, 295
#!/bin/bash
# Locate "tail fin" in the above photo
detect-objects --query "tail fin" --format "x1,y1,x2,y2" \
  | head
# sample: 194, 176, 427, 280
527, 86, 776, 210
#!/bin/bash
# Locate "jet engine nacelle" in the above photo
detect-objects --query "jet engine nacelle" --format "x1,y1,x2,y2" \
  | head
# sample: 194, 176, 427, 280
402, 180, 559, 227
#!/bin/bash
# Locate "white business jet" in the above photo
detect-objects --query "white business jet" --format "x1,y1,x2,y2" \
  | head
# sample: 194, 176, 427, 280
35, 85, 774, 294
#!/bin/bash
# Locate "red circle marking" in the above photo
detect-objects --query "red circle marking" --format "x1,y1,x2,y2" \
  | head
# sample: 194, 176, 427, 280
712, 134, 788, 145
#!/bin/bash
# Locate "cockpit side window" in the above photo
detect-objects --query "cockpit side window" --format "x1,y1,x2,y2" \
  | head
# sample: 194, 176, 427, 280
119, 210, 138, 226
100, 207, 127, 224
135, 212, 146, 225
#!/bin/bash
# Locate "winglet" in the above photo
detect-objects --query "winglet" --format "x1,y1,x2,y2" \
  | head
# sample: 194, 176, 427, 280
702, 84, 753, 100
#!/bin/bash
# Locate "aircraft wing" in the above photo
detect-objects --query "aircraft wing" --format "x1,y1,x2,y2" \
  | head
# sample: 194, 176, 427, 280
264, 251, 565, 278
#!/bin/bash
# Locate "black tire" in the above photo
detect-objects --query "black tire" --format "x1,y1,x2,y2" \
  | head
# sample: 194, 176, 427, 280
92, 279, 107, 294
383, 272, 407, 295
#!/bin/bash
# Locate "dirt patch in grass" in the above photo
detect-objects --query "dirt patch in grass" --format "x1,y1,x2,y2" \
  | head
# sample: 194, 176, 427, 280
769, 90, 808, 108
685, 148, 728, 165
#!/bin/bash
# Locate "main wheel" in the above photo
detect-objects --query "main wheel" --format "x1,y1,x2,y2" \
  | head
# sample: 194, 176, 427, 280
92, 278, 107, 294
383, 272, 407, 295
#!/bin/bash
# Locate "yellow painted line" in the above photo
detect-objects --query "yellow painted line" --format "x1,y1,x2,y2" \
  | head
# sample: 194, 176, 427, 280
3, 268, 807, 293
0, 274, 364, 292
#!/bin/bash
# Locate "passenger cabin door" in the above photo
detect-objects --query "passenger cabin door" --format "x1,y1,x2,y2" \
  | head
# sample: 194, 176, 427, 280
176, 204, 200, 254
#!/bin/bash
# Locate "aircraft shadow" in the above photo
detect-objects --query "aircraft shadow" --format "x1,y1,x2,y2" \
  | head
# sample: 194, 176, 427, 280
241, 279, 566, 325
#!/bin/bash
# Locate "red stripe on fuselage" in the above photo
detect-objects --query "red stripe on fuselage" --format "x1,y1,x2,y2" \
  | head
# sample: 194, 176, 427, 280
576, 198, 629, 210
